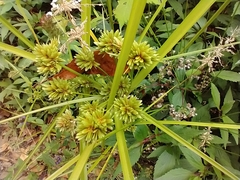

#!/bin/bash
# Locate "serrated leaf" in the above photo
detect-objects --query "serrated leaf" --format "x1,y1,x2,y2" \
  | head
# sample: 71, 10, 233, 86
232, 2, 240, 16
148, 146, 167, 158
179, 146, 204, 170
172, 90, 183, 107
168, 0, 184, 19
211, 83, 220, 109
211, 70, 240, 82
39, 153, 56, 167
222, 116, 239, 145
155, 168, 193, 180
185, 69, 202, 78
114, 0, 133, 29
154, 150, 176, 178
222, 87, 234, 114
134, 125, 149, 142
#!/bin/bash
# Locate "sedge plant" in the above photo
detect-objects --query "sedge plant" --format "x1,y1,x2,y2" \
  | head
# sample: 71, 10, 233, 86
0, 0, 240, 179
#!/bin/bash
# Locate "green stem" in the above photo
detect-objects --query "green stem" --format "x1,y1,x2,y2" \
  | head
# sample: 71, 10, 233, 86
81, 0, 91, 45
115, 117, 134, 179
106, 0, 114, 29
138, 0, 167, 44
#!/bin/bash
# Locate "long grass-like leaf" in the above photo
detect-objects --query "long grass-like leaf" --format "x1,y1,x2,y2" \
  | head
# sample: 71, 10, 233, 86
0, 16, 34, 49
107, 0, 147, 109
131, 0, 216, 91
0, 42, 35, 60
0, 96, 101, 124
15, 0, 39, 44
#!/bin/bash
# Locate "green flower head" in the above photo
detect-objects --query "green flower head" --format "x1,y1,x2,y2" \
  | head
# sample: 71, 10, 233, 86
113, 95, 142, 123
42, 77, 74, 101
127, 41, 159, 70
56, 109, 75, 135
75, 47, 100, 71
76, 109, 114, 144
33, 38, 63, 75
94, 30, 123, 56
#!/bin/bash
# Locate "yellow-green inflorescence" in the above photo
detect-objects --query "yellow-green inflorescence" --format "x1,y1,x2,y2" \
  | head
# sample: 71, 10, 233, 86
94, 30, 123, 56
76, 102, 114, 144
33, 38, 63, 75
127, 41, 159, 70
113, 95, 142, 124
42, 77, 75, 101
56, 109, 76, 135
75, 47, 100, 71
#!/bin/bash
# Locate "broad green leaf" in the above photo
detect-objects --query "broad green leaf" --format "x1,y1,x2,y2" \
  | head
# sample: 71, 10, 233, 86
0, 2, 13, 15
172, 90, 183, 107
148, 146, 167, 158
168, 0, 184, 19
211, 70, 240, 82
39, 153, 56, 167
221, 87, 235, 114
134, 125, 149, 142
222, 116, 239, 145
114, 0, 133, 29
185, 69, 201, 78
155, 168, 193, 180
192, 105, 211, 122
232, 2, 240, 16
154, 150, 176, 178
179, 146, 204, 170
211, 83, 220, 109
1, 24, 9, 41
220, 129, 229, 149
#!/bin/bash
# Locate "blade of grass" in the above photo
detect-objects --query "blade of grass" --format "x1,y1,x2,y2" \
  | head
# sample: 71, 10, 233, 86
69, 143, 95, 180
12, 106, 67, 180
107, 0, 147, 109
141, 112, 239, 180
0, 42, 35, 60
180, 0, 231, 53
137, 120, 240, 130
106, 0, 114, 29
131, 0, 216, 91
138, 0, 167, 43
15, 0, 39, 44
0, 16, 35, 49
0, 96, 101, 124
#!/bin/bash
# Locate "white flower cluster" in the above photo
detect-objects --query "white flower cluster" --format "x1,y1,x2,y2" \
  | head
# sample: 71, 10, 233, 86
199, 127, 213, 152
47, 0, 82, 16
169, 103, 197, 120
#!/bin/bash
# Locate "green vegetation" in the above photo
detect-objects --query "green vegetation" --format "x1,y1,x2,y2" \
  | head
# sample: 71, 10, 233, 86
0, 0, 240, 179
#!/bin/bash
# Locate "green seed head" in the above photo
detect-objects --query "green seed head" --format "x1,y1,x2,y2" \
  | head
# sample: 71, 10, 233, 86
33, 38, 63, 75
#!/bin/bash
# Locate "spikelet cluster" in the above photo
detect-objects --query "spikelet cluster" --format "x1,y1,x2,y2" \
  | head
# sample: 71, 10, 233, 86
95, 30, 123, 56
127, 41, 159, 70
113, 95, 142, 123
42, 78, 74, 101
33, 38, 63, 75
76, 102, 114, 144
